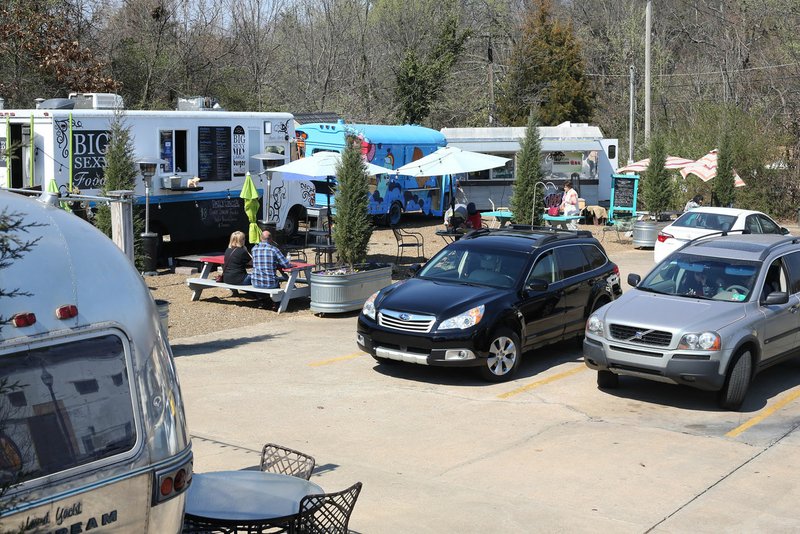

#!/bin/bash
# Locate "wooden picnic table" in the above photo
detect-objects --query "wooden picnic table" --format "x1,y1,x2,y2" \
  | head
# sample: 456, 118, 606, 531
187, 255, 313, 313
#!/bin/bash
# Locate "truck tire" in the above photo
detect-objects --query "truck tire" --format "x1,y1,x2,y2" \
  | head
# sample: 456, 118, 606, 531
283, 210, 300, 236
718, 349, 752, 410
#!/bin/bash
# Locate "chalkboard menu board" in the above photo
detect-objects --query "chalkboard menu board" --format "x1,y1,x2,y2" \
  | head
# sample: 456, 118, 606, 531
609, 174, 639, 222
613, 176, 636, 208
198, 126, 232, 181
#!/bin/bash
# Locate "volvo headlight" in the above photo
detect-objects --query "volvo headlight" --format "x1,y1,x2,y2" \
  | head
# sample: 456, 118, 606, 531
678, 331, 721, 351
362, 291, 378, 320
586, 313, 604, 336
438, 305, 485, 331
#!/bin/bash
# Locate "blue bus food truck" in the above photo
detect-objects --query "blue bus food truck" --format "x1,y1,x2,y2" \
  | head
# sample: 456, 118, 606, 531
296, 121, 448, 225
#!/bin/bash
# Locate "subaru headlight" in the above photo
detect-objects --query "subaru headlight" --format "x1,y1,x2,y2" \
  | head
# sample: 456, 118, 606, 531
438, 305, 485, 331
361, 291, 378, 320
586, 313, 604, 336
678, 331, 721, 351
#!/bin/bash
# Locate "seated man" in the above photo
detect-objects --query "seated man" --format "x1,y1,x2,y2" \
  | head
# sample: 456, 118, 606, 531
444, 203, 468, 230
251, 230, 292, 290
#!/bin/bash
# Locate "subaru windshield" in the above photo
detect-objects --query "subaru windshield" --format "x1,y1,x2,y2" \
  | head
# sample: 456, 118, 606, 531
639, 253, 759, 302
418, 247, 525, 289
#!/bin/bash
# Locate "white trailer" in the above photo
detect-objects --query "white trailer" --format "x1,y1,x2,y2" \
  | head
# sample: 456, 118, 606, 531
441, 122, 619, 209
0, 94, 314, 261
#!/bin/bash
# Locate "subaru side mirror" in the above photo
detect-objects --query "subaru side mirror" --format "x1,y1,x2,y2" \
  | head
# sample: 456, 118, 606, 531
627, 273, 641, 287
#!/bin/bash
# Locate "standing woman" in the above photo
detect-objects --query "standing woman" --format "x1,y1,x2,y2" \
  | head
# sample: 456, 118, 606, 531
223, 231, 251, 285
559, 181, 580, 230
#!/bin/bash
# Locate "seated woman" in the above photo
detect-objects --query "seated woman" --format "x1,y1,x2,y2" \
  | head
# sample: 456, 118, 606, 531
465, 202, 482, 229
223, 231, 252, 286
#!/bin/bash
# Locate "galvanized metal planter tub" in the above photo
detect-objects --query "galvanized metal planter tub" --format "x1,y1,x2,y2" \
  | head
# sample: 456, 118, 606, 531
632, 221, 658, 249
310, 264, 393, 314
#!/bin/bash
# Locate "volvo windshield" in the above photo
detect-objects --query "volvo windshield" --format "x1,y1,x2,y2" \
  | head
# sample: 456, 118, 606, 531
639, 253, 759, 301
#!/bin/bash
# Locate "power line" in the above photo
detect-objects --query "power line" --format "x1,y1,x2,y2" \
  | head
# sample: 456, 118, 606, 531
587, 62, 800, 78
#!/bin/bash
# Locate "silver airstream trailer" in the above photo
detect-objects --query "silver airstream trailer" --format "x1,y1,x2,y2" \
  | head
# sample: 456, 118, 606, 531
0, 191, 192, 532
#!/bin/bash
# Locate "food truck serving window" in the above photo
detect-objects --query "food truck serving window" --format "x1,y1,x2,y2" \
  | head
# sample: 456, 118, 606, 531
0, 335, 136, 486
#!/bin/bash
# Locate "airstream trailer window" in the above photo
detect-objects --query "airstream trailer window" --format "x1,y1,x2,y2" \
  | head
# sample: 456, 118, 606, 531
0, 335, 136, 486
198, 126, 232, 181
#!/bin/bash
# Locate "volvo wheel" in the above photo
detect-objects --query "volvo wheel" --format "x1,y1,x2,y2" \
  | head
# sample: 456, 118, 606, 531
718, 349, 752, 410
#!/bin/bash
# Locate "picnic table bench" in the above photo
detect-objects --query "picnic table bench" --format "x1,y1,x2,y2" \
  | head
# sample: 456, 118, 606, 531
186, 256, 314, 313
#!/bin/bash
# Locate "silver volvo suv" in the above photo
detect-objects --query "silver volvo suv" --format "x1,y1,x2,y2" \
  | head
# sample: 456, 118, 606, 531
584, 233, 800, 410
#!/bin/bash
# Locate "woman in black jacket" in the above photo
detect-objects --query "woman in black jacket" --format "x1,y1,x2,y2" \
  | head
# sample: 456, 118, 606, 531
223, 231, 252, 285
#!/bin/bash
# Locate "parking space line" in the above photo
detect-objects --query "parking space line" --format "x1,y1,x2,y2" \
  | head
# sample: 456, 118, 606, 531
308, 352, 364, 367
725, 388, 800, 438
497, 366, 587, 399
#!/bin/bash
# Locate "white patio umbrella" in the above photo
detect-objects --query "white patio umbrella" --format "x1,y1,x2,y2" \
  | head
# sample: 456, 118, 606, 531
616, 155, 695, 174
395, 146, 510, 213
268, 151, 394, 241
269, 151, 394, 178
680, 150, 746, 187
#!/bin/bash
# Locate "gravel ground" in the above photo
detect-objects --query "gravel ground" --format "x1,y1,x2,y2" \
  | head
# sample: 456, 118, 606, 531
145, 213, 730, 340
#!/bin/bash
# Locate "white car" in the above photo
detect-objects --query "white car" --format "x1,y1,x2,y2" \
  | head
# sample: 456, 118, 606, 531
654, 207, 789, 263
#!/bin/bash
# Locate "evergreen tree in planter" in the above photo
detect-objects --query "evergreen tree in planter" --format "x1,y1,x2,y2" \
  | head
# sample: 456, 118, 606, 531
510, 111, 546, 226
643, 135, 672, 221
311, 135, 391, 314
331, 135, 374, 270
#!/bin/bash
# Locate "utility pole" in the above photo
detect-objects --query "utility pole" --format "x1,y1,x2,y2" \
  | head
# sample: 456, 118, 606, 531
629, 65, 635, 164
645, 0, 652, 142
488, 35, 495, 126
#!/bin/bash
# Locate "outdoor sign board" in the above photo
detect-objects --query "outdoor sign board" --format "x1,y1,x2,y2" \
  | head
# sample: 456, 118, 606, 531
608, 173, 639, 222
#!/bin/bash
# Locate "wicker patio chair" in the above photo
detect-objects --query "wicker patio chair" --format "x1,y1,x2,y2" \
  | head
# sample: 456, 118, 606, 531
260, 443, 316, 480
294, 482, 363, 534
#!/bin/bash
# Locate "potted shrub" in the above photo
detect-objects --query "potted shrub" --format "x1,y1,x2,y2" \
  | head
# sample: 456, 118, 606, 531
634, 135, 672, 248
309, 134, 392, 314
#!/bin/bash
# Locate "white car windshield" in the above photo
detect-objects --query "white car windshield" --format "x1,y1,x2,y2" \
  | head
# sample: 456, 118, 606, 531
639, 253, 759, 302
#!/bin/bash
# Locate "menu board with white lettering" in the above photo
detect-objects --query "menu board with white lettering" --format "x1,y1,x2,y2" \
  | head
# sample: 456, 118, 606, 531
198, 126, 232, 181
608, 174, 639, 222
612, 176, 636, 208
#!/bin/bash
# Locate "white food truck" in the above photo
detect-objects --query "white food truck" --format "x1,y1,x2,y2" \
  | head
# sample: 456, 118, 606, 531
0, 93, 314, 262
0, 190, 192, 532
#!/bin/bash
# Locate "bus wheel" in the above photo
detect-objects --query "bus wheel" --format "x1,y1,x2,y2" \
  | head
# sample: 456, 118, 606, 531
387, 203, 402, 226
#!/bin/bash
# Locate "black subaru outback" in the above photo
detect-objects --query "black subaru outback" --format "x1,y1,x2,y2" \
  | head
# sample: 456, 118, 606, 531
357, 226, 622, 381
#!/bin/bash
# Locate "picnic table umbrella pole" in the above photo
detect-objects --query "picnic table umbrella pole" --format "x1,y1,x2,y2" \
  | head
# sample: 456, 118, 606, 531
325, 175, 334, 245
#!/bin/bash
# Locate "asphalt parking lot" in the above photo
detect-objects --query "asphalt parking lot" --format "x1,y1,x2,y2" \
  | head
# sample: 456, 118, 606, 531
172, 246, 800, 533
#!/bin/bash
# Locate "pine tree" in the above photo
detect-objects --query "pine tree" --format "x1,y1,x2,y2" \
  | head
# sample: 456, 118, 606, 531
95, 114, 139, 237
510, 112, 546, 225
497, 0, 594, 126
394, 13, 469, 125
714, 132, 736, 207
643, 135, 672, 221
332, 135, 373, 268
